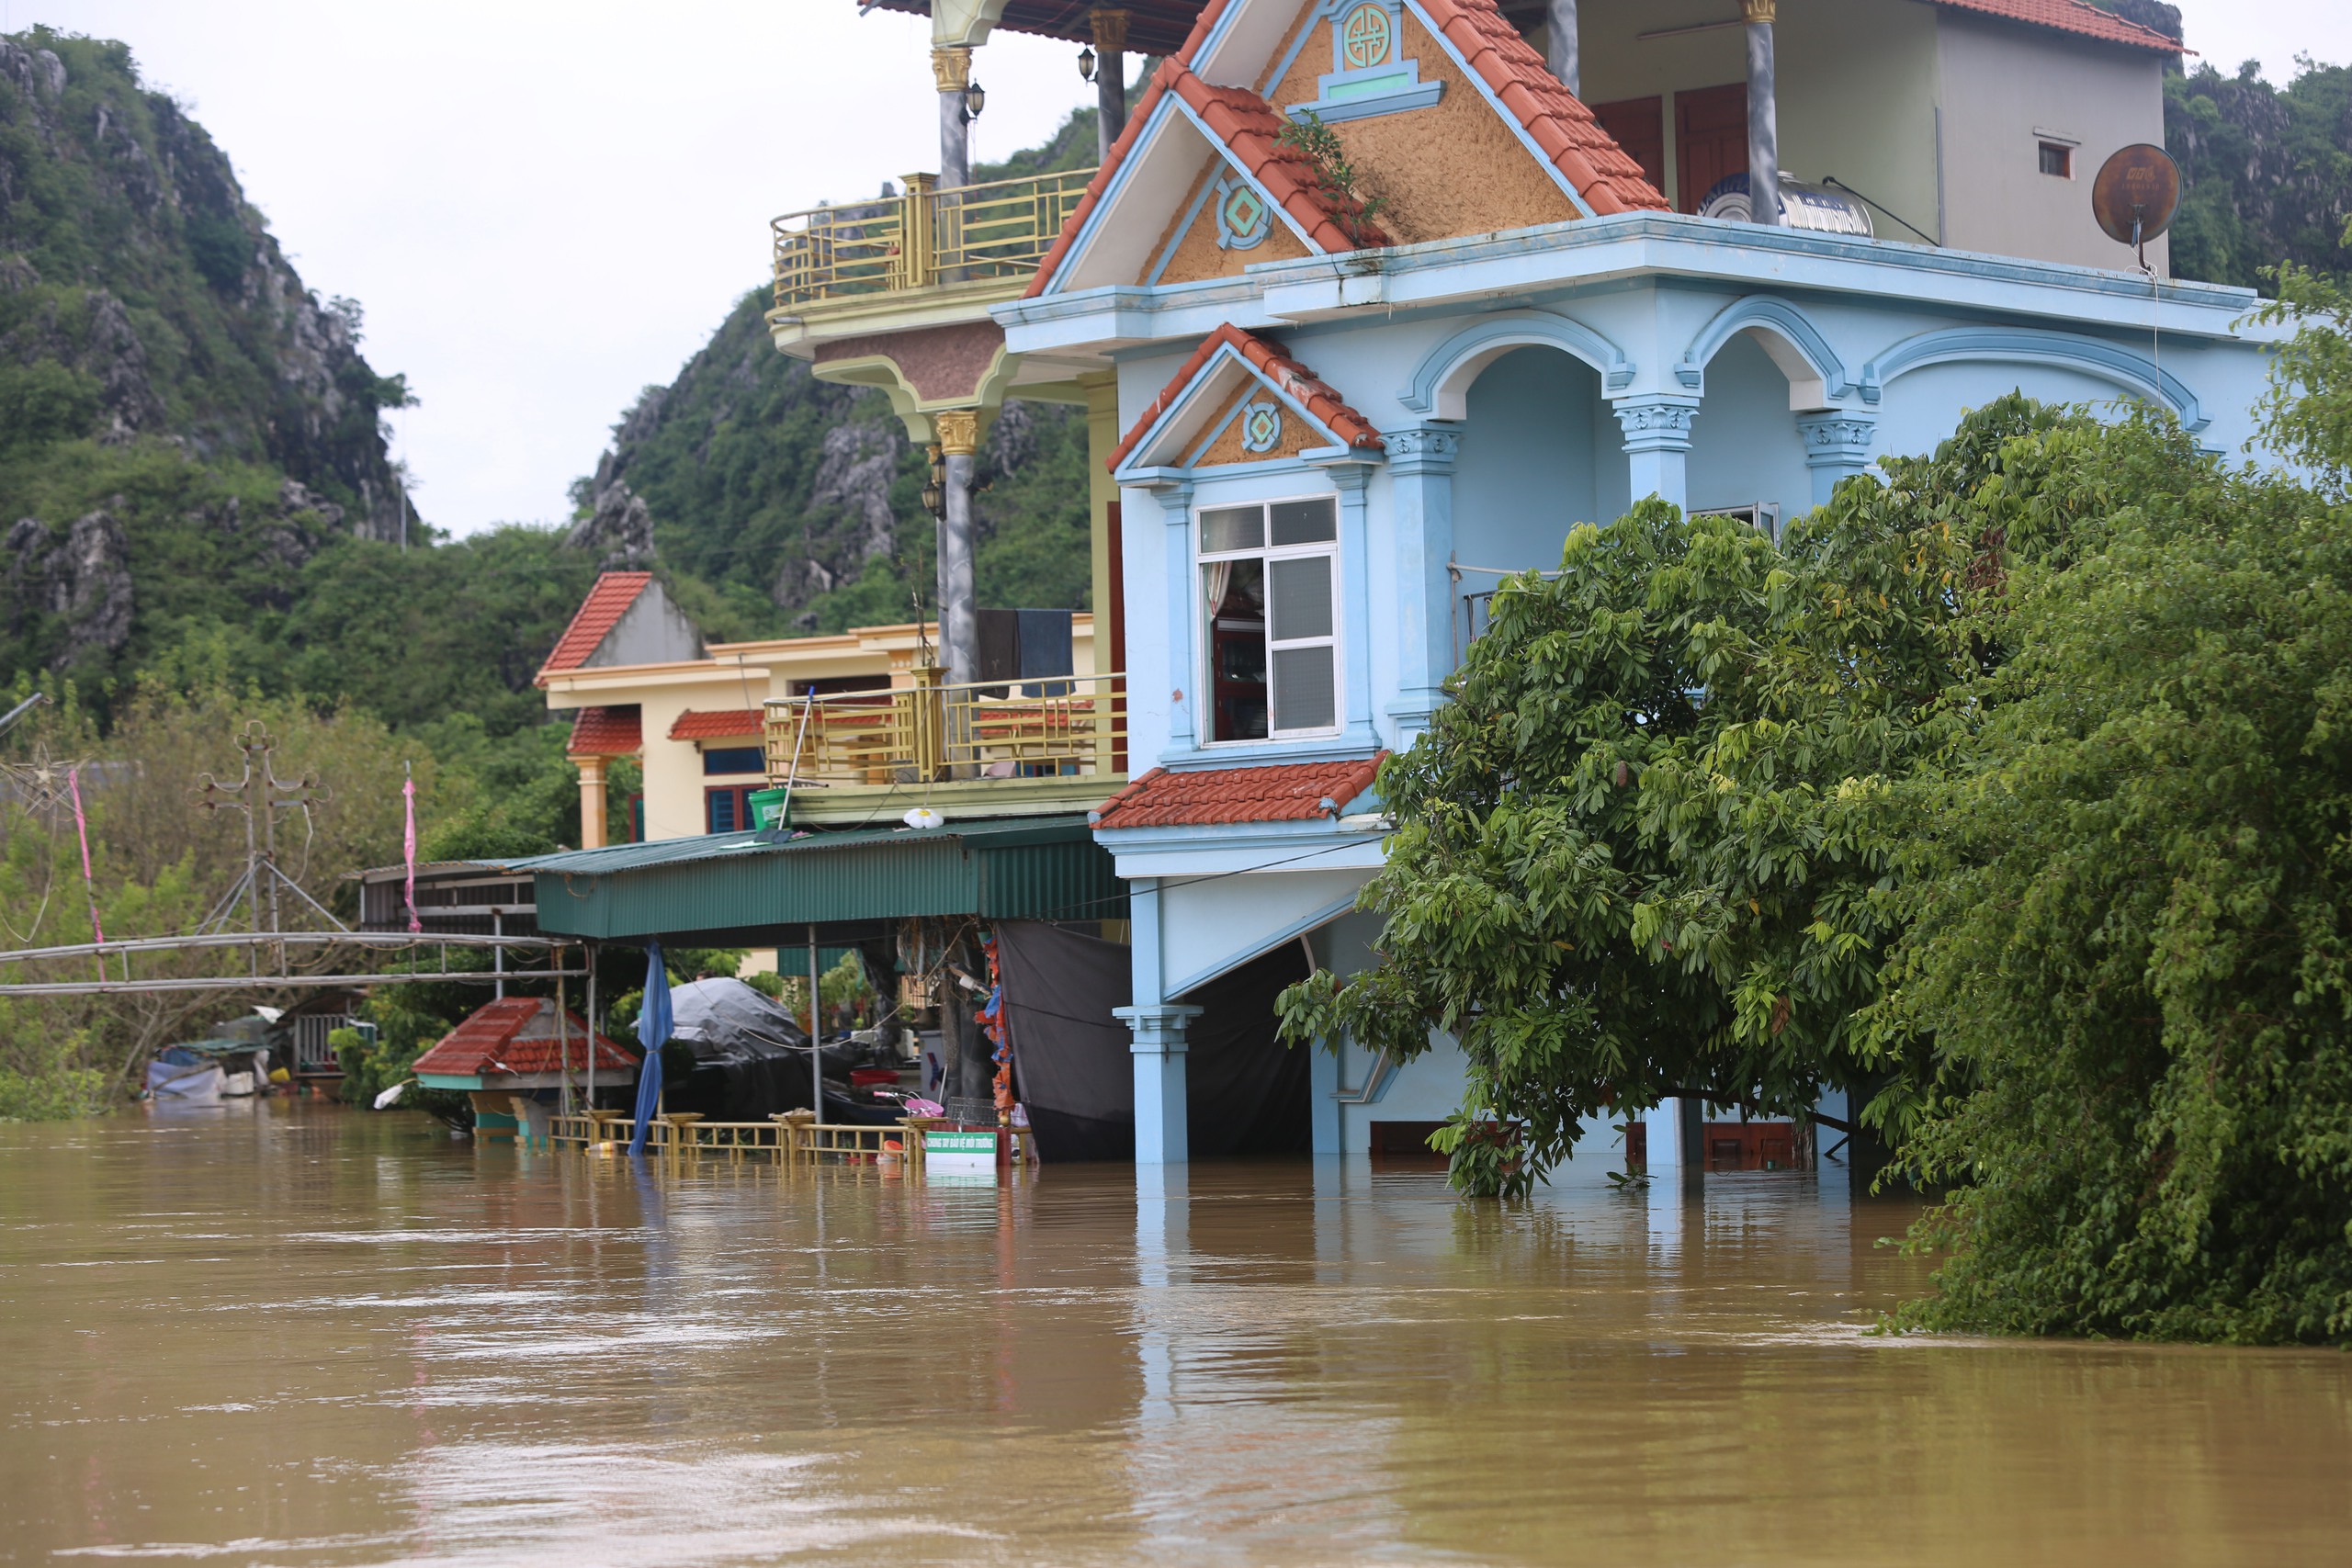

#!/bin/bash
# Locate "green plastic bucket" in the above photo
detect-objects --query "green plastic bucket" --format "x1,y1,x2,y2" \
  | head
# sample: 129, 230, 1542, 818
748, 786, 792, 829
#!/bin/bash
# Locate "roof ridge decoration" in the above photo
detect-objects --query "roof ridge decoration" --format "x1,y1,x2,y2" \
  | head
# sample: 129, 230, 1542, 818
1108, 322, 1385, 475
537, 570, 654, 683
1025, 0, 1664, 300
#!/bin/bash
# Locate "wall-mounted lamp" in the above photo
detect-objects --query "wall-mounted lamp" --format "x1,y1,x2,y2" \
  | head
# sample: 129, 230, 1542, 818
962, 81, 986, 121
1078, 45, 1097, 83
922, 445, 946, 519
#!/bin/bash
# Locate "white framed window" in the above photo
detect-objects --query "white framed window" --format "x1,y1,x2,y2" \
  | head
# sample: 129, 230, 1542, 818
1196, 494, 1340, 742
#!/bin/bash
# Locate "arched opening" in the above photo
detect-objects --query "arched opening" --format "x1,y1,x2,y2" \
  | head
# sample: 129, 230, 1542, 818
1685, 333, 1814, 532
1451, 346, 1623, 571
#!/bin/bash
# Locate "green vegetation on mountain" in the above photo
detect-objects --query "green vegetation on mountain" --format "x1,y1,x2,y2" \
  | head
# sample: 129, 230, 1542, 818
2167, 61, 2352, 288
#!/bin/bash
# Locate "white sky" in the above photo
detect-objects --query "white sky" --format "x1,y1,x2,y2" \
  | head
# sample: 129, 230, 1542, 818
8, 0, 2347, 536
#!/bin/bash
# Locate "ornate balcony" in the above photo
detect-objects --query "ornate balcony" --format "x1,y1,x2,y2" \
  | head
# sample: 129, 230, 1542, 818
770, 166, 1097, 313
763, 669, 1126, 823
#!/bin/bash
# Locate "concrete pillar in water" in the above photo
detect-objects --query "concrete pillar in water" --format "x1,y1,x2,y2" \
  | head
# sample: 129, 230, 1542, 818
1114, 877, 1197, 1164
1742, 0, 1781, 225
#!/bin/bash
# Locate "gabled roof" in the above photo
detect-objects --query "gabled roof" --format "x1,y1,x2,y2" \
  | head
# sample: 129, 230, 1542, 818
1109, 323, 1384, 473
1415, 0, 1671, 215
1929, 0, 2183, 52
1027, 0, 1664, 299
669, 709, 765, 742
413, 997, 638, 1080
1092, 755, 1387, 830
540, 572, 653, 679
568, 705, 643, 757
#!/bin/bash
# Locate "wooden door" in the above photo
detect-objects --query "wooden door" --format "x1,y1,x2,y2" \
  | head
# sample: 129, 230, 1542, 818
1592, 96, 1666, 197
1675, 83, 1747, 213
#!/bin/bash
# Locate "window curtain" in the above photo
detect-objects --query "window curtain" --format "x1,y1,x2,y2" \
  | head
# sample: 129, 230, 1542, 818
1203, 560, 1233, 618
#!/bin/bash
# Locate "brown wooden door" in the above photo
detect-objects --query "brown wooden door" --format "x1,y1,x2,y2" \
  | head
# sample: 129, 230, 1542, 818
1592, 96, 1666, 196
1675, 83, 1747, 213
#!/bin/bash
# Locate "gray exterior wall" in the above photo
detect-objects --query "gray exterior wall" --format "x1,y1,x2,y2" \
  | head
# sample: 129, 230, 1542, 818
1934, 11, 2170, 271
584, 581, 704, 669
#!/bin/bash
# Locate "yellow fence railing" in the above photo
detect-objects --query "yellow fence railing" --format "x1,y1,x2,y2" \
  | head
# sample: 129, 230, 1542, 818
771, 165, 1096, 310
763, 668, 1125, 788
548, 1111, 1032, 1169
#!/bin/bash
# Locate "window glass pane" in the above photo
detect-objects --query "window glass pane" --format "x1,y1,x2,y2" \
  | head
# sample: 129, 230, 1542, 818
1205, 558, 1268, 741
707, 789, 740, 833
703, 746, 763, 776
1272, 646, 1336, 732
1199, 504, 1264, 554
1269, 555, 1333, 642
1270, 497, 1337, 546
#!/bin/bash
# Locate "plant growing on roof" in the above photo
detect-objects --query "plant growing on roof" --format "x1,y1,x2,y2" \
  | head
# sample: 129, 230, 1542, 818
1274, 111, 1390, 244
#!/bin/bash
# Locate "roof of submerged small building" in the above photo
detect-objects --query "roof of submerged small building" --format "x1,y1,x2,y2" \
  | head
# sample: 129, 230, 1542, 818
412, 997, 638, 1080
1091, 756, 1387, 830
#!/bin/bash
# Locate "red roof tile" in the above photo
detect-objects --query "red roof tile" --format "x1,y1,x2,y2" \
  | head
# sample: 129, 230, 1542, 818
567, 705, 642, 757
413, 997, 639, 1079
538, 572, 653, 682
1414, 0, 1668, 217
669, 709, 765, 742
1091, 754, 1387, 829
1928, 0, 2182, 52
1108, 323, 1385, 473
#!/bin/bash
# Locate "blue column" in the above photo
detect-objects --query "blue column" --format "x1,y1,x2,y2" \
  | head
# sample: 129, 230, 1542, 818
1140, 478, 1197, 750
1382, 424, 1460, 739
1116, 875, 1199, 1164
1795, 412, 1879, 508
1613, 396, 1698, 511
1116, 1005, 1201, 1164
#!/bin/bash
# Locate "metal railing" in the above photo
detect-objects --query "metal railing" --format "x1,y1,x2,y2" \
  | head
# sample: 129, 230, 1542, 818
548, 1111, 1030, 1169
290, 1014, 352, 1076
763, 668, 1125, 788
772, 166, 1096, 310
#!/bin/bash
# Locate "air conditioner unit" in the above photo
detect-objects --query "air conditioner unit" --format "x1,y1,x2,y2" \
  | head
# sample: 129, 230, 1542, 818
1692, 502, 1782, 541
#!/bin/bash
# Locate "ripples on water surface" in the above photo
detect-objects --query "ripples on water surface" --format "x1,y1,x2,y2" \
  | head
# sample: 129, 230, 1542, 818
1, 1103, 2346, 1566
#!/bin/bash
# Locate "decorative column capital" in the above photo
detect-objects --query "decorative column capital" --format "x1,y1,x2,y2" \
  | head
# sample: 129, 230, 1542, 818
1090, 8, 1129, 52
1384, 424, 1461, 474
931, 46, 973, 93
1114, 1004, 1204, 1054
571, 753, 605, 782
1612, 395, 1700, 454
1308, 451, 1380, 492
1794, 411, 1878, 468
933, 408, 980, 457
1740, 0, 1776, 24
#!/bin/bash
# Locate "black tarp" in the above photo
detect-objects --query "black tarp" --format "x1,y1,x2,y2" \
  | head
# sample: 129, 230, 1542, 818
663, 978, 810, 1121
994, 922, 1313, 1161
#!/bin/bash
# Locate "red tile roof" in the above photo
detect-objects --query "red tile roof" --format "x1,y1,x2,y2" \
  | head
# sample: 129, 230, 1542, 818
1108, 323, 1384, 473
567, 705, 642, 757
1414, 0, 1670, 216
538, 572, 652, 682
669, 709, 765, 742
413, 997, 639, 1079
1092, 754, 1388, 829
1026, 0, 1671, 299
1929, 0, 2182, 52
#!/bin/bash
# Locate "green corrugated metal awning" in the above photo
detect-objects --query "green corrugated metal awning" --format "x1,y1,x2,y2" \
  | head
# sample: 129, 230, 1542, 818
503, 816, 1123, 945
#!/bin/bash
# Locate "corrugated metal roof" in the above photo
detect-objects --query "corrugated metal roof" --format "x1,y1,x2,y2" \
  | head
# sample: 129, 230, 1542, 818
513, 816, 1125, 942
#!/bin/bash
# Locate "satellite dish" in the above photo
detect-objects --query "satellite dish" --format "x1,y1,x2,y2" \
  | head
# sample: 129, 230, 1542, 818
2092, 143, 2181, 258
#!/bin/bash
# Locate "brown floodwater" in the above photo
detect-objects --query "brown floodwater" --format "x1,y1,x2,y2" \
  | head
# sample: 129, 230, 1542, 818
1, 1101, 2346, 1566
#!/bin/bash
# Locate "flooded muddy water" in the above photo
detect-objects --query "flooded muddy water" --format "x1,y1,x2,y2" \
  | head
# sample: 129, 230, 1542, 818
2, 1102, 2346, 1566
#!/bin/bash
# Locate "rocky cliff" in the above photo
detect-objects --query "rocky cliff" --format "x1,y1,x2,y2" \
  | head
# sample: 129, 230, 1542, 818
0, 28, 414, 683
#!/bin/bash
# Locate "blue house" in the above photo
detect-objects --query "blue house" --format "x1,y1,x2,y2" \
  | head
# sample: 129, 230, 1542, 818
990, 0, 2282, 1165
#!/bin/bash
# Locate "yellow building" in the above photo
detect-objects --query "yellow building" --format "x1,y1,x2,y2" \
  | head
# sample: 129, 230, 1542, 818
537, 571, 1103, 846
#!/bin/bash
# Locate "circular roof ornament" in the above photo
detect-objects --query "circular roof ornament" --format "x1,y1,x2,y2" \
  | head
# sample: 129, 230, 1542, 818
2091, 143, 2182, 254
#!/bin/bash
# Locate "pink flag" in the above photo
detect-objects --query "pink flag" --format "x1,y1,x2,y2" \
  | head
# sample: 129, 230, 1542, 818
402, 773, 422, 934
68, 765, 103, 945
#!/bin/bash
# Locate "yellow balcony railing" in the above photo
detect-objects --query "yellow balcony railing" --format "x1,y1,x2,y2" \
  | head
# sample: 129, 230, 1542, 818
763, 669, 1126, 787
771, 165, 1097, 311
